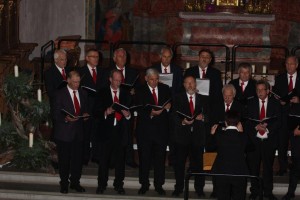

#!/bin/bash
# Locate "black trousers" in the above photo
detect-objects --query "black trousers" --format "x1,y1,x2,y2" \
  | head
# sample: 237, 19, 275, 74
97, 127, 126, 188
277, 112, 289, 173
137, 139, 166, 188
246, 138, 276, 196
287, 136, 300, 195
215, 176, 247, 200
56, 139, 83, 187
173, 143, 204, 192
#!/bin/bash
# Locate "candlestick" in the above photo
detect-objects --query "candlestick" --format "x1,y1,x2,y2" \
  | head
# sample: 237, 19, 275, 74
251, 64, 255, 74
29, 133, 33, 148
0, 113, 1, 126
186, 62, 190, 69
14, 65, 19, 77
37, 89, 42, 102
262, 65, 267, 74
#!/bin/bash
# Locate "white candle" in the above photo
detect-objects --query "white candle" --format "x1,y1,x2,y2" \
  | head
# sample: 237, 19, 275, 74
29, 133, 33, 148
0, 113, 2, 126
262, 65, 267, 74
251, 65, 255, 74
45, 121, 49, 126
14, 65, 19, 77
37, 89, 42, 102
186, 62, 190, 69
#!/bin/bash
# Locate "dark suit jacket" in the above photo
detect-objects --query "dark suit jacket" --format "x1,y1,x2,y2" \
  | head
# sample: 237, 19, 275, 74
52, 87, 88, 142
44, 65, 71, 102
211, 100, 244, 125
135, 83, 171, 145
79, 65, 109, 112
184, 66, 223, 105
171, 92, 210, 146
273, 72, 300, 100
229, 78, 257, 105
106, 66, 139, 90
150, 63, 183, 96
211, 129, 249, 175
95, 87, 132, 145
245, 97, 281, 145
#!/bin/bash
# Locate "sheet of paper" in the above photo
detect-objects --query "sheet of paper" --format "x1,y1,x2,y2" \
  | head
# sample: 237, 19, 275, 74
196, 78, 210, 96
159, 73, 173, 87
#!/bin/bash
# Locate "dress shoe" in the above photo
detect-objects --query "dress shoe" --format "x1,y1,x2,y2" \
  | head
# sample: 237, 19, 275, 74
196, 190, 205, 198
138, 186, 149, 195
96, 186, 105, 194
172, 189, 183, 197
281, 193, 295, 200
249, 193, 257, 200
60, 186, 68, 194
70, 184, 86, 192
155, 187, 166, 195
210, 191, 217, 198
114, 186, 125, 195
264, 194, 278, 200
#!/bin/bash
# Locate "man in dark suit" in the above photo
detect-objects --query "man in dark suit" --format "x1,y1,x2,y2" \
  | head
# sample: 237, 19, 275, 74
108, 47, 139, 167
245, 80, 281, 200
229, 62, 257, 107
170, 75, 209, 197
95, 69, 132, 195
52, 70, 89, 194
79, 49, 108, 164
44, 49, 71, 110
184, 48, 223, 108
135, 68, 171, 195
273, 56, 300, 176
150, 46, 183, 96
208, 84, 244, 198
282, 104, 300, 200
210, 110, 248, 200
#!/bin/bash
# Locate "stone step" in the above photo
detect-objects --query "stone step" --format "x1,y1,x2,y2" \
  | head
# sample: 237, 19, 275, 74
0, 170, 300, 200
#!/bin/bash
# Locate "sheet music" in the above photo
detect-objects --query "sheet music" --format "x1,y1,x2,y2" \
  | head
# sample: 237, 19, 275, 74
159, 73, 173, 87
196, 78, 210, 96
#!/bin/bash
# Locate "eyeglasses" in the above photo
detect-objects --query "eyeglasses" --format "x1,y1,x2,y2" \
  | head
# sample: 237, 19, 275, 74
88, 56, 99, 58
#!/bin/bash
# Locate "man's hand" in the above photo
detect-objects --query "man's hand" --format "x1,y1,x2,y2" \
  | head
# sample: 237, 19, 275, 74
210, 124, 218, 135
65, 115, 78, 122
195, 114, 204, 121
290, 96, 300, 103
294, 126, 300, 136
164, 102, 171, 110
105, 107, 114, 116
256, 123, 267, 132
151, 109, 163, 117
182, 118, 194, 125
237, 122, 243, 132
82, 113, 90, 121
121, 110, 130, 118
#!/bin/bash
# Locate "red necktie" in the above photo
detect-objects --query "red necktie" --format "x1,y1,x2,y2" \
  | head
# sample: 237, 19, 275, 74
73, 91, 81, 116
241, 81, 245, 93
226, 104, 230, 112
259, 100, 266, 135
288, 75, 293, 92
189, 96, 194, 115
113, 91, 122, 121
62, 69, 67, 80
164, 67, 168, 73
152, 88, 158, 105
202, 69, 206, 79
119, 68, 125, 83
92, 68, 97, 84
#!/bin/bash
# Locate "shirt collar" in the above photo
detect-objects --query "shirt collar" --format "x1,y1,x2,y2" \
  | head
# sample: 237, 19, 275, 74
225, 126, 239, 131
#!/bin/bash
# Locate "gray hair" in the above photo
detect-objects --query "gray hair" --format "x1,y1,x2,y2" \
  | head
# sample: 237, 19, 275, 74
286, 55, 299, 65
222, 84, 236, 97
237, 62, 252, 74
113, 48, 127, 59
145, 68, 159, 77
160, 46, 173, 58
54, 49, 66, 60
